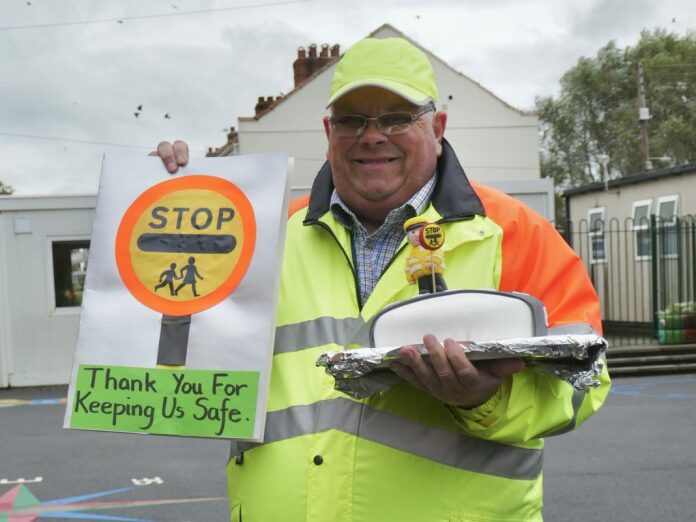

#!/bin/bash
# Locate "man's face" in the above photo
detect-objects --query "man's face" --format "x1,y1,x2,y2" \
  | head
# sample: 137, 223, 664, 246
323, 87, 446, 226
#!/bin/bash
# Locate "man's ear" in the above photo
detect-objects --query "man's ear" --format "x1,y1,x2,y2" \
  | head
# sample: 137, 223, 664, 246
433, 111, 447, 156
323, 116, 331, 139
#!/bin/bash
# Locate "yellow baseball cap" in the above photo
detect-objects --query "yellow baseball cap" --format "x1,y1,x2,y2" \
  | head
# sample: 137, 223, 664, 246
327, 37, 438, 108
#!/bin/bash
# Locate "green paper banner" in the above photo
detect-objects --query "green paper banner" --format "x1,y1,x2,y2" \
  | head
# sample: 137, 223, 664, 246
70, 365, 259, 438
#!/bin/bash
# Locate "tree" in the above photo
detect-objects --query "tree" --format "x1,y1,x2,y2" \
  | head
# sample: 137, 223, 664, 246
0, 181, 13, 195
537, 28, 696, 191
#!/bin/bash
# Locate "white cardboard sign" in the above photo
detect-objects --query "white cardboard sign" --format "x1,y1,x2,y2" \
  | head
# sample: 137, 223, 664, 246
63, 152, 290, 441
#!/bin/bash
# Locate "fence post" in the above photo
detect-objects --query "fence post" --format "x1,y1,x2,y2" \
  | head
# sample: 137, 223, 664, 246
564, 218, 573, 248
692, 217, 696, 302
651, 214, 659, 338
676, 216, 683, 304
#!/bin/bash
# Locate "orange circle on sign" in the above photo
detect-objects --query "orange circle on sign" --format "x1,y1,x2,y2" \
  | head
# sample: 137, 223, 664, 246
115, 175, 256, 316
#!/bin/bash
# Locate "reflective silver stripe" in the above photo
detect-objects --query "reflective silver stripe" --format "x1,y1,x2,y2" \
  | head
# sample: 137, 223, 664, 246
538, 323, 599, 437
274, 316, 369, 354
229, 398, 542, 480
548, 322, 600, 336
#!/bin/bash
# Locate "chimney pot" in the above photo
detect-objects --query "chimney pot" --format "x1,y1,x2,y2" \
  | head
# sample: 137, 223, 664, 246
255, 96, 273, 116
293, 41, 341, 87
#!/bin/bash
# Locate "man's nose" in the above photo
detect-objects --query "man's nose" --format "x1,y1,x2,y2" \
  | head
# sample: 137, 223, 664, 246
358, 119, 387, 144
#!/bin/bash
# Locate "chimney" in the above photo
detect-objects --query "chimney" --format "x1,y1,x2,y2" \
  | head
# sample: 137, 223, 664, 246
206, 127, 239, 157
255, 96, 275, 116
226, 126, 239, 155
292, 42, 341, 87
293, 46, 309, 86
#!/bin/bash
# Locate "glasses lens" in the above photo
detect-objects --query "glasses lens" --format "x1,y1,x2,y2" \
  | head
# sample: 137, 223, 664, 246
377, 112, 413, 135
331, 115, 366, 135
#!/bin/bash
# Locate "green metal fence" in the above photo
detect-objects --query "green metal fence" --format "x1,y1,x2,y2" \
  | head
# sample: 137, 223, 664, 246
563, 214, 696, 347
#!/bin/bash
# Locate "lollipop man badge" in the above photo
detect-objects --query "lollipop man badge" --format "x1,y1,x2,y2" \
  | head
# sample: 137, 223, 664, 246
403, 216, 447, 294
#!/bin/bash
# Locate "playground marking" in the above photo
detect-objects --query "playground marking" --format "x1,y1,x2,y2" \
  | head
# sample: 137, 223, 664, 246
0, 398, 66, 409
611, 376, 696, 399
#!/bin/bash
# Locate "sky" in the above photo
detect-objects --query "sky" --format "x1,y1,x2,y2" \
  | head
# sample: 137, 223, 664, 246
0, 0, 694, 195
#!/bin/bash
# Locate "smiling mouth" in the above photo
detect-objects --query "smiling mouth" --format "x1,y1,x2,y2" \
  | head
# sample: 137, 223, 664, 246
355, 158, 399, 164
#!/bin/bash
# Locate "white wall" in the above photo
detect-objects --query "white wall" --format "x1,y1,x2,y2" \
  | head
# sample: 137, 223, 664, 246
488, 178, 555, 221
0, 195, 95, 387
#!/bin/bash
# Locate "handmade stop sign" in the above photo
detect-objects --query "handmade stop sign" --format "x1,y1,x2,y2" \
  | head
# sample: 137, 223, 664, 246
115, 175, 256, 316
419, 222, 445, 250
66, 153, 288, 441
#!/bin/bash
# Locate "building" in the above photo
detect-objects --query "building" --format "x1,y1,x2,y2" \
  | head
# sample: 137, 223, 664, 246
564, 163, 696, 231
212, 24, 554, 219
0, 195, 95, 387
563, 164, 696, 340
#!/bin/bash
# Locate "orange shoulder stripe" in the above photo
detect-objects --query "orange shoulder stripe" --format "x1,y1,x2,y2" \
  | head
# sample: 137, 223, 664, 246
287, 193, 310, 219
472, 181, 602, 333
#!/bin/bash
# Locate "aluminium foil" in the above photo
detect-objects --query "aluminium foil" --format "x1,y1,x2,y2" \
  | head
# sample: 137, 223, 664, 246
316, 334, 608, 399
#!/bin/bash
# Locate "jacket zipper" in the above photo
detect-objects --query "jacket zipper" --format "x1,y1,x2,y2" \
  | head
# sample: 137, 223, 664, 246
305, 219, 363, 310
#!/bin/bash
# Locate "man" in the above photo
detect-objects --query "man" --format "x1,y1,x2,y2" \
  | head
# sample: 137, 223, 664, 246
156, 36, 610, 522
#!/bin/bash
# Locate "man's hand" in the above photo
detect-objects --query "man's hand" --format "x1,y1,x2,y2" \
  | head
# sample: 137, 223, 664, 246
390, 334, 525, 409
148, 140, 190, 173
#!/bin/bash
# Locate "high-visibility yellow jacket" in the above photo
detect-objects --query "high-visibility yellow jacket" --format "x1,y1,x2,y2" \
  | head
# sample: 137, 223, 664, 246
227, 140, 610, 522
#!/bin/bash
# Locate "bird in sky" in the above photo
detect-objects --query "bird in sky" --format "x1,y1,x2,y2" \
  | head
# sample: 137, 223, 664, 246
164, 113, 171, 119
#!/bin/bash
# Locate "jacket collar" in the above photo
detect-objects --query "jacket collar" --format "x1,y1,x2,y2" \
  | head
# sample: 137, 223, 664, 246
303, 138, 485, 225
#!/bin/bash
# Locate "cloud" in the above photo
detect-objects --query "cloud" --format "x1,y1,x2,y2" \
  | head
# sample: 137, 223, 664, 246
570, 0, 663, 45
0, 16, 313, 194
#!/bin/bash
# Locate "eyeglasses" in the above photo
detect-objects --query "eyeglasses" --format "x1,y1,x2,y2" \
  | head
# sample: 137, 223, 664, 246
329, 104, 435, 137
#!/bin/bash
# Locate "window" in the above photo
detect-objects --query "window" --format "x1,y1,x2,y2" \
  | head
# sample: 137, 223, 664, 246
632, 199, 652, 260
657, 195, 679, 257
588, 208, 606, 263
52, 240, 90, 308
